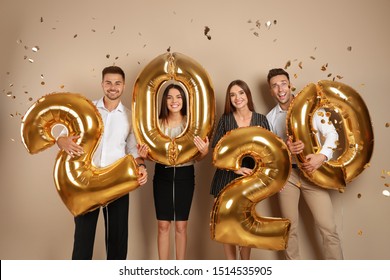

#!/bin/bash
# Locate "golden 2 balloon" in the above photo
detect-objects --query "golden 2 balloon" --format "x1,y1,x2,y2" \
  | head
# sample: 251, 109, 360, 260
211, 126, 291, 250
21, 93, 140, 216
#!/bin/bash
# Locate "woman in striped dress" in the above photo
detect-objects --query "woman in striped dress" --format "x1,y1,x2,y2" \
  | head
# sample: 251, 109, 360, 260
210, 79, 270, 260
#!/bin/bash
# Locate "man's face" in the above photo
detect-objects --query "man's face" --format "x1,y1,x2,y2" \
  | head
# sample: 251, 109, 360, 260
269, 74, 292, 108
101, 73, 125, 101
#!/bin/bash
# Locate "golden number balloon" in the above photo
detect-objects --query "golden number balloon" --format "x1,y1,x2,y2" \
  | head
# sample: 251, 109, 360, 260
287, 80, 374, 192
21, 93, 140, 216
132, 52, 215, 165
211, 126, 291, 250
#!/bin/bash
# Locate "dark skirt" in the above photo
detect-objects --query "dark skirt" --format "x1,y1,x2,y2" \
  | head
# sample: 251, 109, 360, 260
153, 163, 195, 221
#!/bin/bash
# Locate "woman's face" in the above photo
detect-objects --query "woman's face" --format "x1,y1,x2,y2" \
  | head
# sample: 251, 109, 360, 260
229, 85, 248, 110
166, 88, 183, 114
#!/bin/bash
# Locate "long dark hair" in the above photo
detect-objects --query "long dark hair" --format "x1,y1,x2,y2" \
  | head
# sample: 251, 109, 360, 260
159, 83, 187, 120
224, 79, 255, 114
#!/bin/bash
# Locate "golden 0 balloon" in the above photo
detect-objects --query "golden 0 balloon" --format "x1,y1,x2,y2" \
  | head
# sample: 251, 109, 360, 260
211, 126, 291, 250
132, 52, 215, 165
21, 93, 140, 216
287, 80, 374, 192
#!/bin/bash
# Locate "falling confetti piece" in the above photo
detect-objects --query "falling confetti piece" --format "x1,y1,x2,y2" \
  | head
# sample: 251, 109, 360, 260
347, 46, 352, 51
40, 74, 44, 79
336, 75, 343, 79
293, 74, 298, 79
28, 97, 33, 101
364, 163, 370, 168
60, 85, 65, 89
385, 122, 389, 127
73, 34, 78, 38
256, 20, 261, 29
284, 60, 291, 69
253, 32, 259, 37
385, 183, 390, 187
11, 138, 15, 142
17, 39, 22, 44
32, 46, 40, 52
321, 64, 328, 71
106, 54, 110, 59
317, 111, 325, 117
91, 29, 96, 32
298, 62, 303, 69
28, 58, 34, 63
310, 56, 316, 60
265, 20, 271, 29
383, 190, 390, 196
273, 20, 277, 24
167, 46, 171, 52
291, 86, 296, 91
204, 26, 211, 40
357, 230, 363, 236
41, 81, 45, 85
357, 193, 362, 198
40, 17, 43, 23
327, 73, 332, 77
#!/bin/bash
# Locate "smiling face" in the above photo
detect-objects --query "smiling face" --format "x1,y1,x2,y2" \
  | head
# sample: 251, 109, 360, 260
229, 84, 249, 110
269, 74, 292, 110
166, 87, 183, 114
101, 73, 125, 101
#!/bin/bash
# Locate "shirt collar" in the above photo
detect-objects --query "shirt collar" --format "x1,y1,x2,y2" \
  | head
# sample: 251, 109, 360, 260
96, 97, 124, 112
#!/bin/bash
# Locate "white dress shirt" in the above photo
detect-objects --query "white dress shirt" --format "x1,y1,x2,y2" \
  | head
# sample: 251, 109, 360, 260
60, 97, 139, 168
266, 102, 338, 161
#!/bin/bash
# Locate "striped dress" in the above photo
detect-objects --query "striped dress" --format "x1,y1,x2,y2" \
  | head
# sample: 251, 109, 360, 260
209, 112, 270, 197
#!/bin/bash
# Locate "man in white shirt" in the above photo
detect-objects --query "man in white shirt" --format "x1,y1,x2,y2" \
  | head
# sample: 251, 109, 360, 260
266, 68, 343, 260
57, 66, 148, 259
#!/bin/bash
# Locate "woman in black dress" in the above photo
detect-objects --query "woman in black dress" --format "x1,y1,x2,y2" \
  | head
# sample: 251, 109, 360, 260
210, 79, 270, 260
141, 83, 209, 259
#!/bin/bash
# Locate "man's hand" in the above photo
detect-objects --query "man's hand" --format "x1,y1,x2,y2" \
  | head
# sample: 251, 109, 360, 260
301, 153, 327, 173
57, 136, 84, 157
286, 138, 304, 155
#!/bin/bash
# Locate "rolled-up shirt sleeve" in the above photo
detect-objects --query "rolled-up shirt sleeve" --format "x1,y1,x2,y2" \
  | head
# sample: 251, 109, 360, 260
313, 109, 339, 161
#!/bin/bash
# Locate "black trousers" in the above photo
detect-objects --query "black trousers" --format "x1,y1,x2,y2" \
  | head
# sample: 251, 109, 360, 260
71, 194, 129, 260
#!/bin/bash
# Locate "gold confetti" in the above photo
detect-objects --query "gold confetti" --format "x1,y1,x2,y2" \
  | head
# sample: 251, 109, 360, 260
294, 73, 298, 79
247, 19, 252, 23
41, 81, 45, 85
273, 20, 277, 24
381, 176, 386, 179
73, 34, 78, 38
60, 85, 65, 89
364, 163, 370, 168
321, 64, 328, 71
327, 73, 332, 77
310, 56, 316, 60
17, 39, 22, 44
357, 193, 362, 198
204, 26, 211, 40
106, 54, 110, 59
347, 46, 352, 51
291, 86, 296, 92
7, 91, 12, 97
91, 29, 96, 32
265, 20, 271, 29
32, 46, 40, 52
28, 97, 33, 101
167, 46, 171, 52
321, 119, 326, 124
298, 61, 303, 69
40, 74, 44, 79
11, 138, 15, 142
326, 112, 331, 117
28, 58, 34, 63
40, 17, 43, 23
383, 190, 390, 196
336, 75, 343, 79
385, 122, 389, 127
317, 111, 324, 117
253, 32, 259, 37
284, 60, 291, 69
358, 230, 363, 236
255, 20, 261, 29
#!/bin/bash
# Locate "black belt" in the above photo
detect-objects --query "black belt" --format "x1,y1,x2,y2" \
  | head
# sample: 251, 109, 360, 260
292, 164, 298, 169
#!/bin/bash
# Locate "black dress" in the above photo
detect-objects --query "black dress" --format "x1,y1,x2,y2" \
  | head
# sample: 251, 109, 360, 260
209, 112, 270, 197
153, 120, 195, 221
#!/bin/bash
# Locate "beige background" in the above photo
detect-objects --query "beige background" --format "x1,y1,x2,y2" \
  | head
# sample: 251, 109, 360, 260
1, 0, 389, 260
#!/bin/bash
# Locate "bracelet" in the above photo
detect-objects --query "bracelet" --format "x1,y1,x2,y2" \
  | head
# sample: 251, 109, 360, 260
138, 163, 147, 169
